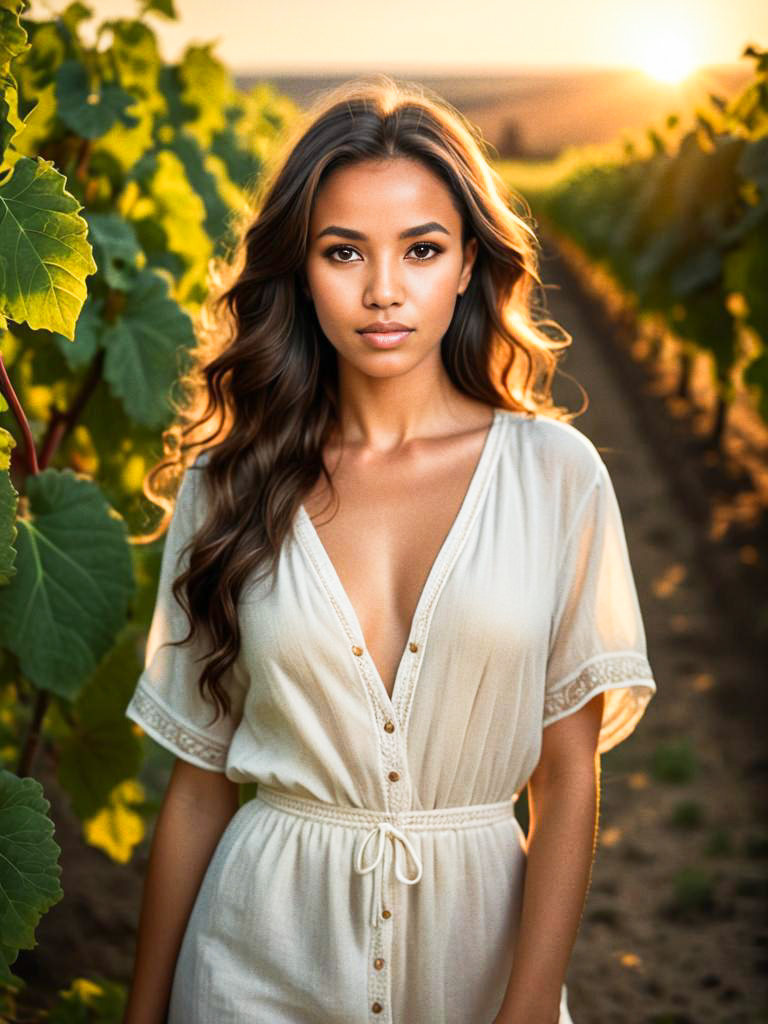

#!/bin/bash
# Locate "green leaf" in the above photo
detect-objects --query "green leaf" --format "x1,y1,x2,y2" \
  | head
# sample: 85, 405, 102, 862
0, 2, 29, 71
55, 59, 140, 140
131, 147, 211, 265
675, 281, 736, 377
0, 72, 24, 163
0, 770, 63, 979
85, 210, 142, 290
72, 375, 165, 530
0, 155, 97, 339
91, 21, 163, 173
60, 2, 94, 35
739, 135, 768, 192
52, 292, 103, 369
0, 427, 17, 584
101, 267, 196, 428
176, 44, 235, 147
55, 628, 143, 820
724, 215, 768, 338
167, 130, 237, 253
139, 0, 177, 18
0, 469, 135, 697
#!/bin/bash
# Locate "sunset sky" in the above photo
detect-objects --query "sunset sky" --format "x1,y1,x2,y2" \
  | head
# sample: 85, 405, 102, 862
26, 0, 768, 76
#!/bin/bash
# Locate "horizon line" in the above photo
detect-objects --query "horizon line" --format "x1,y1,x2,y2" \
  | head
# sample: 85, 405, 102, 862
232, 60, 752, 78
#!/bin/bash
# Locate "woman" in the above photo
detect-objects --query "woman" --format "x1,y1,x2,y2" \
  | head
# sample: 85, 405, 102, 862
123, 74, 657, 1024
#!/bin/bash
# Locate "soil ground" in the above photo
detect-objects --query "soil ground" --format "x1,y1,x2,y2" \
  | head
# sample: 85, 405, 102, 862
537, 238, 768, 1024
12, 238, 768, 1023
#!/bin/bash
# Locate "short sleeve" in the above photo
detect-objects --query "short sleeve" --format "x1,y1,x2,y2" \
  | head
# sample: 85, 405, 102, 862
125, 461, 248, 772
543, 459, 656, 754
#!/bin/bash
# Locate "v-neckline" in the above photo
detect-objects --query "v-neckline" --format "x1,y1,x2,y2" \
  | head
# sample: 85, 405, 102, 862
295, 408, 504, 716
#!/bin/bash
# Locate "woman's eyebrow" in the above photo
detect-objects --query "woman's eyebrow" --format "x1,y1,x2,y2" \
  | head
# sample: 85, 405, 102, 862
315, 221, 450, 241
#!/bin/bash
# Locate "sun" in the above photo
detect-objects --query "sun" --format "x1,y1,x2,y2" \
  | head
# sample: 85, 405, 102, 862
634, 34, 699, 85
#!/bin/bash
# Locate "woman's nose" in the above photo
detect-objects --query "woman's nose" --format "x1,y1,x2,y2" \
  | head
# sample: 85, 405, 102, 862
364, 260, 405, 308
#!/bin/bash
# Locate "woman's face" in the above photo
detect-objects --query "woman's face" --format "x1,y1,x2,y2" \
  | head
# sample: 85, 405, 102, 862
304, 157, 477, 379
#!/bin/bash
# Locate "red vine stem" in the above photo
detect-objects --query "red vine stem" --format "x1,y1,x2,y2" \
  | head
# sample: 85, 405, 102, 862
0, 348, 39, 476
37, 349, 104, 470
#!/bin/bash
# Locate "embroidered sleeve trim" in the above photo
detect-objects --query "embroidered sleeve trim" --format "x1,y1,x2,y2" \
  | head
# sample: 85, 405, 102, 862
127, 676, 228, 769
544, 651, 655, 720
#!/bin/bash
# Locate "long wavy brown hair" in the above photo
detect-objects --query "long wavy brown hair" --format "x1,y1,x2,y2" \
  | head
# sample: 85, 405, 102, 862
140, 73, 581, 725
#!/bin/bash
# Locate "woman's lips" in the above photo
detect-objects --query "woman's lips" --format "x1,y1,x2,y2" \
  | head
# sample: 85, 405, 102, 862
359, 330, 413, 348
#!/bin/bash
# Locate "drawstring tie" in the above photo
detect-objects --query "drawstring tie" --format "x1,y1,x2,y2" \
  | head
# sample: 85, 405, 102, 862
353, 822, 423, 928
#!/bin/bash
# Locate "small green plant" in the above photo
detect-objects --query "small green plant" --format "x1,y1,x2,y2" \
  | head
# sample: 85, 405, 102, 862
705, 827, 734, 856
662, 865, 717, 917
47, 976, 127, 1023
650, 739, 698, 783
668, 799, 704, 829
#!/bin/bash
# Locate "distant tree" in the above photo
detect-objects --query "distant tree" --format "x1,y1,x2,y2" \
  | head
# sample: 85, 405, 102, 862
497, 118, 526, 158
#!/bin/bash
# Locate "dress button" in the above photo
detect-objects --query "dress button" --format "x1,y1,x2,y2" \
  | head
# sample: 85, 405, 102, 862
388, 771, 400, 782
374, 957, 385, 970
372, 1003, 383, 1014
383, 720, 395, 733
351, 645, 363, 656
408, 641, 419, 652
381, 908, 391, 919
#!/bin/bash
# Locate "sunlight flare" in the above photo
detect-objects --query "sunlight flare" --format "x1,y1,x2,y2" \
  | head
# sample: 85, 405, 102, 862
633, 30, 699, 84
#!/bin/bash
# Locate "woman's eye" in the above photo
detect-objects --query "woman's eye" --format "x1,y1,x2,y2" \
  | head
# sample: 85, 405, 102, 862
330, 246, 359, 262
325, 243, 442, 263
409, 243, 441, 260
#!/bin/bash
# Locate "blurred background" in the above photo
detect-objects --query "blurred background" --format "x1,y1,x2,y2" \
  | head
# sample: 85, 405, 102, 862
37, 0, 764, 154
3, 1, 767, 1021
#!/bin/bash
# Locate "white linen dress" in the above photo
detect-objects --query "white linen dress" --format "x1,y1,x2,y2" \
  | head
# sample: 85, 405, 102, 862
125, 407, 657, 1024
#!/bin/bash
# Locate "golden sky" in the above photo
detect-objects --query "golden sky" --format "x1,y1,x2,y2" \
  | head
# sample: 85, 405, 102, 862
27, 0, 768, 75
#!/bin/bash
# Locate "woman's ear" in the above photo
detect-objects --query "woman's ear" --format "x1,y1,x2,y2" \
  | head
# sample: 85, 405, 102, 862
458, 236, 478, 297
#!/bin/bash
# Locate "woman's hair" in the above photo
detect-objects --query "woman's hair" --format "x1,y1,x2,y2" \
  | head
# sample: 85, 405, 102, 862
140, 73, 580, 723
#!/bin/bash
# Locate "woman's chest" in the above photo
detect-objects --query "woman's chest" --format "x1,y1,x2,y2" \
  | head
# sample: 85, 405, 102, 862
237, 488, 558, 700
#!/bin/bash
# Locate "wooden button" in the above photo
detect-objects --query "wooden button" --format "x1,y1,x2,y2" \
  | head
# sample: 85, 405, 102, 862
381, 908, 391, 919
374, 957, 385, 970
408, 641, 419, 652
351, 645, 363, 656
388, 771, 400, 782
372, 1003, 383, 1014
383, 720, 395, 733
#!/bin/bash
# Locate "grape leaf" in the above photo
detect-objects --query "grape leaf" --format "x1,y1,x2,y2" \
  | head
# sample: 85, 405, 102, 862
101, 266, 196, 428
724, 215, 768, 338
84, 210, 142, 290
0, 468, 134, 696
0, 1, 28, 71
56, 628, 144, 821
52, 292, 103, 369
0, 770, 63, 978
55, 59, 140, 140
0, 155, 97, 339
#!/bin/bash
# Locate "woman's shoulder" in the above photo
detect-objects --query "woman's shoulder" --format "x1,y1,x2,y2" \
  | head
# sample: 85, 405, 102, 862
496, 407, 605, 489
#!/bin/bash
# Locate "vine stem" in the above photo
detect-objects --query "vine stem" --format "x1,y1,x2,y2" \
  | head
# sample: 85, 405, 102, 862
37, 349, 104, 470
17, 691, 50, 779
0, 349, 39, 475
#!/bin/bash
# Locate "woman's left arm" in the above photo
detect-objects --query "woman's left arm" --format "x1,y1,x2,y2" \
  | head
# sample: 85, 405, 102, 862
493, 691, 604, 1024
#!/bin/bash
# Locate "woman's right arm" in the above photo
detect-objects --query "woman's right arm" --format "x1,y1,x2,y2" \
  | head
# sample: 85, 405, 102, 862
122, 759, 242, 1024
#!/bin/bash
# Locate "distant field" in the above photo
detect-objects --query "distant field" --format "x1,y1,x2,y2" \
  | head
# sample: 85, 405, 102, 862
238, 66, 752, 157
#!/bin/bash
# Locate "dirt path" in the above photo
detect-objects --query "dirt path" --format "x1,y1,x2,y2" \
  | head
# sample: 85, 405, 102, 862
538, 240, 768, 1024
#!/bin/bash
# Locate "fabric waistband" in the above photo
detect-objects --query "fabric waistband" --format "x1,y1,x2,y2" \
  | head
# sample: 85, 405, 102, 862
255, 784, 521, 929
255, 783, 519, 830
